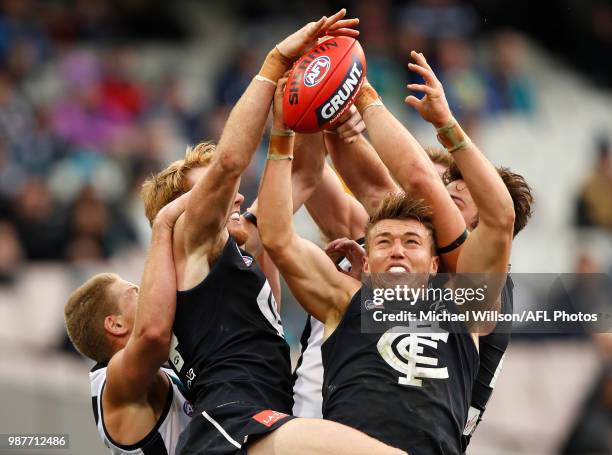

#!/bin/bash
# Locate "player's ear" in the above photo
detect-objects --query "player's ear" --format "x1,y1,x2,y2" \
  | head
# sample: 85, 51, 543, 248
362, 254, 370, 274
104, 314, 129, 337
430, 255, 439, 274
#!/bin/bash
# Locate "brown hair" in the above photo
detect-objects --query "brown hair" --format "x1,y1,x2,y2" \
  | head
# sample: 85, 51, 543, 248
365, 193, 437, 255
141, 142, 216, 225
444, 162, 534, 237
425, 146, 454, 171
64, 273, 119, 363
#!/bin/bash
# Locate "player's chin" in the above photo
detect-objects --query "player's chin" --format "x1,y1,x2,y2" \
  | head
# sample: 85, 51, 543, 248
228, 223, 249, 247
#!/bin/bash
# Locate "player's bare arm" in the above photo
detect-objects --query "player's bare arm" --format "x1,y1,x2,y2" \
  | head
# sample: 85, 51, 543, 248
406, 51, 515, 277
102, 193, 189, 444
241, 130, 328, 306
354, 78, 467, 271
174, 9, 360, 291
324, 106, 399, 216
306, 162, 370, 241
258, 78, 360, 330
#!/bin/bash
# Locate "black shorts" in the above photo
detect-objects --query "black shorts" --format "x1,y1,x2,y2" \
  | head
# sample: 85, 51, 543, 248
176, 401, 296, 455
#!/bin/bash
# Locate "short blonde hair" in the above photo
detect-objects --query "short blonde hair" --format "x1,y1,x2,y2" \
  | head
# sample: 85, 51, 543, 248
141, 142, 216, 225
64, 273, 120, 363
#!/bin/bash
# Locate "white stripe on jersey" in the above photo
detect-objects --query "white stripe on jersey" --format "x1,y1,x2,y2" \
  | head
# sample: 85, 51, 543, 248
201, 411, 242, 449
292, 316, 325, 418
89, 366, 191, 454
256, 280, 284, 337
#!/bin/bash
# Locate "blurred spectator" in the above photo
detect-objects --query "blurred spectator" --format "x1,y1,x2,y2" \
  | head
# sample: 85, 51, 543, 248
435, 37, 487, 129
11, 177, 67, 260
0, 220, 23, 284
486, 30, 535, 115
0, 0, 49, 80
64, 185, 136, 261
398, 0, 478, 63
0, 137, 26, 199
99, 46, 144, 121
215, 47, 258, 106
575, 137, 612, 231
398, 0, 477, 41
355, 0, 406, 109
0, 71, 36, 150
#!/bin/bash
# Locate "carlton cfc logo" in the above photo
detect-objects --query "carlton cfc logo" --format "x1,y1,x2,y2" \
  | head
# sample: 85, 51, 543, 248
303, 56, 331, 87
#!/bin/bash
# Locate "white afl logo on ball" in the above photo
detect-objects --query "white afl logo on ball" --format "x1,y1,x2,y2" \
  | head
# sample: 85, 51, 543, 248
304, 56, 331, 87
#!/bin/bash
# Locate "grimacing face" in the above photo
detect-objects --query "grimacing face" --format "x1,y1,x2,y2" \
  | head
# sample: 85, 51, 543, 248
363, 219, 439, 274
446, 179, 478, 230
185, 167, 249, 245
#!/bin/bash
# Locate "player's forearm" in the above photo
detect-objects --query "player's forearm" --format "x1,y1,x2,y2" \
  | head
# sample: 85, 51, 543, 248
325, 132, 397, 215
215, 81, 277, 176
291, 132, 326, 211
258, 159, 296, 255
446, 127, 515, 231
362, 106, 440, 197
305, 164, 368, 241
132, 224, 176, 355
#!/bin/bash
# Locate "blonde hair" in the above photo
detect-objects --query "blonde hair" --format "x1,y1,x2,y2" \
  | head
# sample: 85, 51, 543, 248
141, 142, 216, 225
64, 273, 119, 363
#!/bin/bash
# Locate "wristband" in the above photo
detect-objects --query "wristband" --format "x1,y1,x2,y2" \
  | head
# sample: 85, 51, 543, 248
258, 47, 291, 83
271, 127, 295, 137
355, 84, 383, 114
254, 75, 277, 86
436, 118, 471, 154
267, 154, 293, 161
267, 133, 295, 161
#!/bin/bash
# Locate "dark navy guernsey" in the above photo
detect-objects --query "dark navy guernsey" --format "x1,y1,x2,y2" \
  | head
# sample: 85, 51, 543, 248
168, 236, 293, 414
322, 286, 479, 455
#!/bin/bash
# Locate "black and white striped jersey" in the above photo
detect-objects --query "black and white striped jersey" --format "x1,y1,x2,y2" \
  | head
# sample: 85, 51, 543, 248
90, 364, 192, 455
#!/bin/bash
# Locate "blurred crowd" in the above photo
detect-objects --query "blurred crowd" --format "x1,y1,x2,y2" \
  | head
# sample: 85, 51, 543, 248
0, 1, 610, 452
0, 0, 535, 280
0, 0, 610, 276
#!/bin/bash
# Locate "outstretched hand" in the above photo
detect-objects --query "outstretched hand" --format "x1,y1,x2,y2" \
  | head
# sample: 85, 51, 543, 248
405, 50, 453, 128
277, 9, 359, 61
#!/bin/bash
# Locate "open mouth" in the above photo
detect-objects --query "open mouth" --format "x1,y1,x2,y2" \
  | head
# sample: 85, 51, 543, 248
387, 265, 408, 273
229, 211, 240, 221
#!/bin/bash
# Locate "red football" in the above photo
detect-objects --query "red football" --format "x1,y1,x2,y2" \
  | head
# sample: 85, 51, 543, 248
283, 37, 366, 133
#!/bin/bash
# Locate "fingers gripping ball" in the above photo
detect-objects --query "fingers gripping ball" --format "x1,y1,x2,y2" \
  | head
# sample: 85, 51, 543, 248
283, 37, 366, 133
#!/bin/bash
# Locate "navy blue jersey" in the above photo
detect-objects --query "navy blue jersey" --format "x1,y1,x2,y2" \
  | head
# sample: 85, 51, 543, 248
168, 237, 293, 414
462, 276, 513, 448
322, 286, 478, 455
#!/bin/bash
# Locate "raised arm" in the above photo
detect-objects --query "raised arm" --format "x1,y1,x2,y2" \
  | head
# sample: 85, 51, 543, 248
405, 51, 515, 276
105, 193, 188, 403
258, 79, 360, 326
306, 162, 370, 241
180, 9, 360, 258
324, 107, 399, 216
242, 132, 327, 307
354, 78, 467, 271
